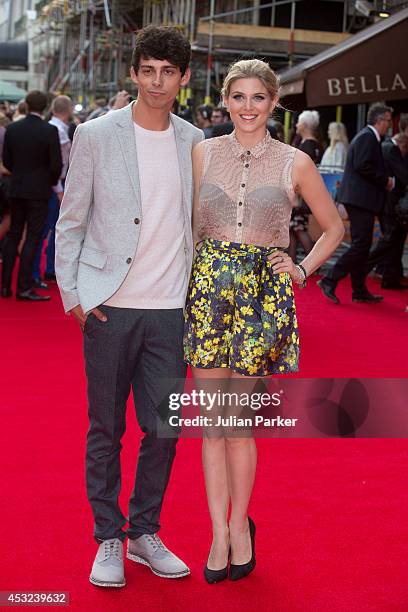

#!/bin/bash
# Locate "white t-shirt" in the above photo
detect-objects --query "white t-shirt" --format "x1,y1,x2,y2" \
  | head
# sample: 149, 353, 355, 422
49, 116, 71, 178
104, 121, 187, 309
49, 116, 72, 192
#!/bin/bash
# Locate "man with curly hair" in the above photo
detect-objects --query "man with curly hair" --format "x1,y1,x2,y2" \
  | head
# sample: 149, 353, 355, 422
56, 26, 203, 587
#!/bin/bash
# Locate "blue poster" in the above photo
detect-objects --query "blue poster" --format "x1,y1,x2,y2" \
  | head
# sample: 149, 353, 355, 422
320, 172, 343, 203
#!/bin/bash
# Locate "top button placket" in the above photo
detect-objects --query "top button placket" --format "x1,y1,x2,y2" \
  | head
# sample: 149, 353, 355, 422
236, 152, 250, 241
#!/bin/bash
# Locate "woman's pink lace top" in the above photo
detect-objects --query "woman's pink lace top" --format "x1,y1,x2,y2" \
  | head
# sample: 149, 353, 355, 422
197, 130, 297, 247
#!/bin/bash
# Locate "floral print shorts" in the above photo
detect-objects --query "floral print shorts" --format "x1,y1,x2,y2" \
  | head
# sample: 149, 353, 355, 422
183, 238, 299, 376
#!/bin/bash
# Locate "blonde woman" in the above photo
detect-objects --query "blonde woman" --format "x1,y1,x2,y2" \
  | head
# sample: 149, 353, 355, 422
320, 122, 349, 172
184, 59, 344, 583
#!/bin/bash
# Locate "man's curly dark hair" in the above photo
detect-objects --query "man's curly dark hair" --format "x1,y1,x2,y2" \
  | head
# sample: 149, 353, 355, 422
131, 25, 191, 76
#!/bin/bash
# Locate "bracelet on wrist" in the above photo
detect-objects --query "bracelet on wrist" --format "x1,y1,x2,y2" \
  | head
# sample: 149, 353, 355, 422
297, 263, 307, 279
295, 264, 307, 288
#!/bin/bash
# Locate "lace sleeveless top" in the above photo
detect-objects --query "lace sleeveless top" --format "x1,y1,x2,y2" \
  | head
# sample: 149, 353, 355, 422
197, 130, 297, 248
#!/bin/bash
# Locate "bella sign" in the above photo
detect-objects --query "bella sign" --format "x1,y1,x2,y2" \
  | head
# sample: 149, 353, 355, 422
327, 73, 407, 97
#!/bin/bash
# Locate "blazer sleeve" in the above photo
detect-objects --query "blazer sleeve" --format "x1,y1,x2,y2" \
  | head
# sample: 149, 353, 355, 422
192, 128, 205, 147
49, 125, 63, 185
55, 123, 94, 313
352, 133, 388, 189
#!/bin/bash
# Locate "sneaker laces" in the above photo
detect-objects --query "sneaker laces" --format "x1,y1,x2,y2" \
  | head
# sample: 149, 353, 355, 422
146, 534, 168, 553
102, 539, 121, 561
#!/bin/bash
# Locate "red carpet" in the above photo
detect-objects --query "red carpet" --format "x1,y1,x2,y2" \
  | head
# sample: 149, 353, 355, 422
1, 276, 407, 611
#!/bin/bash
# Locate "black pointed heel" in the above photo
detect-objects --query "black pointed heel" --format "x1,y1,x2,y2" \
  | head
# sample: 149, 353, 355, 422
204, 546, 231, 584
204, 564, 228, 584
229, 517, 256, 581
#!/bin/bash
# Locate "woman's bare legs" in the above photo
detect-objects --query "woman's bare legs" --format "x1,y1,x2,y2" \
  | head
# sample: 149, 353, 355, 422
192, 366, 258, 567
289, 227, 314, 265
192, 366, 231, 570
226, 373, 257, 565
295, 229, 314, 256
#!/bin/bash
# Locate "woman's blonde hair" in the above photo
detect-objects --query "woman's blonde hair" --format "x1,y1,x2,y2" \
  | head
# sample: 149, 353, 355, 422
328, 122, 348, 149
221, 59, 280, 102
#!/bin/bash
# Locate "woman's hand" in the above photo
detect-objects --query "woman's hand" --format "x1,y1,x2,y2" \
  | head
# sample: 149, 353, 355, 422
268, 251, 305, 285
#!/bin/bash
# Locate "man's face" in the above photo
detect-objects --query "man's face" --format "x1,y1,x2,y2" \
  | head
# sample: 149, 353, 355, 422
131, 57, 190, 111
376, 112, 392, 137
211, 110, 224, 126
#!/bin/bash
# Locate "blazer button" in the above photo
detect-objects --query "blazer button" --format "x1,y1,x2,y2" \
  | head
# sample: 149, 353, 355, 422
134, 218, 140, 224
126, 257, 132, 264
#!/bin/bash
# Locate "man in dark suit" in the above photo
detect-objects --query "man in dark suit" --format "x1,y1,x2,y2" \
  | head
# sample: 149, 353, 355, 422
1, 90, 62, 301
366, 132, 408, 288
318, 103, 394, 304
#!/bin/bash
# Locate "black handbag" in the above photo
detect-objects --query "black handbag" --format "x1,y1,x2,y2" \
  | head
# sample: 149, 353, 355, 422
395, 188, 408, 228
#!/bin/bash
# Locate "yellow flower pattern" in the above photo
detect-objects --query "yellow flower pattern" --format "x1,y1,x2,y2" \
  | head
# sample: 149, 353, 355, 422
183, 239, 299, 376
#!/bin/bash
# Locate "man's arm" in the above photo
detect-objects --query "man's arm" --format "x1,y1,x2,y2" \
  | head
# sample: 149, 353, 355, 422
55, 123, 94, 313
192, 127, 205, 147
352, 133, 389, 189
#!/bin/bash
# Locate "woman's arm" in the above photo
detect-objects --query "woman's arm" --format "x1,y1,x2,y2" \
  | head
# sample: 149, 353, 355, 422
272, 149, 344, 280
292, 149, 345, 276
191, 141, 206, 250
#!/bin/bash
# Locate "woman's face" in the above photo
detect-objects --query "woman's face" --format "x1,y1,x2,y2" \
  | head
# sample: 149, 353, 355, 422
296, 121, 306, 137
223, 77, 275, 135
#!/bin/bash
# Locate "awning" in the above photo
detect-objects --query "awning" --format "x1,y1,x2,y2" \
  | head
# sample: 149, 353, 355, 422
0, 80, 27, 102
279, 8, 408, 106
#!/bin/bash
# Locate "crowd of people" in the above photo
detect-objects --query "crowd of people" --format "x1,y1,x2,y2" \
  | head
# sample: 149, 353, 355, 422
319, 106, 408, 302
1, 86, 406, 305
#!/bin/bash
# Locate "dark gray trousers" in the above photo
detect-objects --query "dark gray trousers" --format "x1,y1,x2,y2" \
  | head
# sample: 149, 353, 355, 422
83, 306, 186, 542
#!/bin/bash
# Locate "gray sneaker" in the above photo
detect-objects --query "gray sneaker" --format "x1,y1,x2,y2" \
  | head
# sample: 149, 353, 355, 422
127, 533, 190, 579
89, 538, 126, 588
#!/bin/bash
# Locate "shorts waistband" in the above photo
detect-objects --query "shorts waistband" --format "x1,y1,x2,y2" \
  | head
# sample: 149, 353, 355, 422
198, 238, 286, 258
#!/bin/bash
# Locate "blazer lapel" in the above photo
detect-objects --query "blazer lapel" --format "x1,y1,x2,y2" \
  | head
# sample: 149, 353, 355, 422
113, 103, 141, 206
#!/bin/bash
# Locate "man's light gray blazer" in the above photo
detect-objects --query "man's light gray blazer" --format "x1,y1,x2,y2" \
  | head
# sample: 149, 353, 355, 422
55, 103, 204, 313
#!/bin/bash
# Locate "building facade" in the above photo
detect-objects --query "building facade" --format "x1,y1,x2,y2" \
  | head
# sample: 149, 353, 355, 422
0, 0, 407, 107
